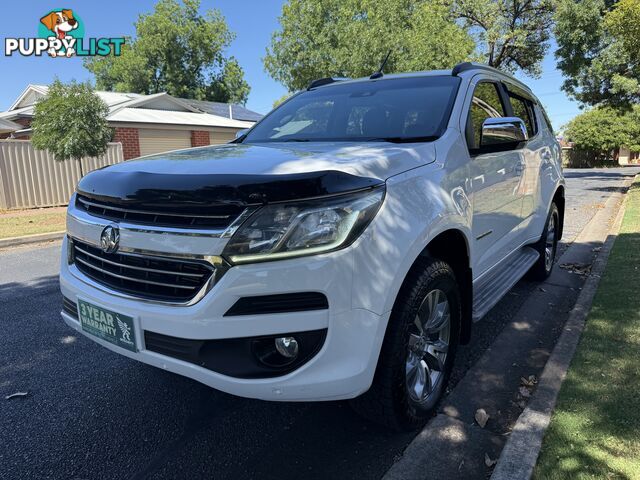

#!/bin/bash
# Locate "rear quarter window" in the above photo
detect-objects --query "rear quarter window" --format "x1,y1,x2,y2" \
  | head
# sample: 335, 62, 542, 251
509, 95, 537, 137
539, 106, 555, 135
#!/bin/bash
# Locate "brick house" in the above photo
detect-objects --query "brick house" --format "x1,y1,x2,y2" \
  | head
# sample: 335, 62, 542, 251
0, 85, 262, 159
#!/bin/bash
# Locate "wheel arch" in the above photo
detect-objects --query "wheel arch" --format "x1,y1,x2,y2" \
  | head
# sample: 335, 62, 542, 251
423, 229, 473, 344
391, 228, 473, 345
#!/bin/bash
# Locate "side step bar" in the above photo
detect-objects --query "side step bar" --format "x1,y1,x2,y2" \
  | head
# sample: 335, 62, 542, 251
472, 247, 539, 322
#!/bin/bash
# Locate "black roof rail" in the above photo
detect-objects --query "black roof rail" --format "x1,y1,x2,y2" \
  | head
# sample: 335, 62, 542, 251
451, 62, 534, 93
306, 77, 349, 90
451, 62, 505, 76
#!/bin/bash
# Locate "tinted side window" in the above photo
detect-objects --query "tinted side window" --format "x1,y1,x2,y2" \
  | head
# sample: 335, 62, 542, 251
509, 95, 536, 137
468, 83, 506, 149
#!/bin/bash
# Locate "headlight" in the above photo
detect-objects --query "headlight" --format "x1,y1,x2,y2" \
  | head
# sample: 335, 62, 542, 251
222, 188, 385, 264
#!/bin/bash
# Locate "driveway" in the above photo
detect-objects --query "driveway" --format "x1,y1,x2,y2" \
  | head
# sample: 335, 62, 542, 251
1, 167, 637, 480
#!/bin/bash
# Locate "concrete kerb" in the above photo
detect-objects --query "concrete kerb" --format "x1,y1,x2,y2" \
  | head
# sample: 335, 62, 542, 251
0, 231, 65, 249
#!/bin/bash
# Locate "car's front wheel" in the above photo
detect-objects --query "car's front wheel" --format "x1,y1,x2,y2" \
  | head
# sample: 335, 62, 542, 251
351, 257, 460, 430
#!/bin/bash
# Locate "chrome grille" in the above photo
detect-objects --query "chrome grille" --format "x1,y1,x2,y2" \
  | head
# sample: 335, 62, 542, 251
76, 195, 243, 230
71, 239, 214, 302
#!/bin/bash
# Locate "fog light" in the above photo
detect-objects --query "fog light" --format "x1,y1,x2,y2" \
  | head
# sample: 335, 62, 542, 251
275, 336, 299, 358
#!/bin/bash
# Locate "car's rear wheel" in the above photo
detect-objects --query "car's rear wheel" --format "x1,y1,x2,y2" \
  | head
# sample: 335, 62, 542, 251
350, 257, 460, 430
529, 202, 560, 280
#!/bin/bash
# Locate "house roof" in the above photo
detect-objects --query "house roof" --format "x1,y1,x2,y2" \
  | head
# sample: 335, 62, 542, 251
8, 84, 49, 111
3, 84, 262, 129
0, 106, 33, 119
109, 108, 255, 129
27, 85, 144, 109
185, 99, 264, 122
0, 118, 21, 133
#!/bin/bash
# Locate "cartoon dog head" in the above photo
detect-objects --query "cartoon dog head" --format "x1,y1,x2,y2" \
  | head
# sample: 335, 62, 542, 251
40, 10, 78, 40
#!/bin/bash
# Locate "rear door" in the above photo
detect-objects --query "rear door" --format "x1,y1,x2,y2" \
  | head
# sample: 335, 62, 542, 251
465, 79, 527, 276
503, 84, 547, 234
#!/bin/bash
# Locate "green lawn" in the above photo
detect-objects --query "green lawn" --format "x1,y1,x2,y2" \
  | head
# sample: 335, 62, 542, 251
534, 179, 640, 480
0, 208, 66, 239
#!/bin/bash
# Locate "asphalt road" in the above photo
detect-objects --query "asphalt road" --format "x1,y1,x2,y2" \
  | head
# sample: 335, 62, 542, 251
1, 167, 637, 480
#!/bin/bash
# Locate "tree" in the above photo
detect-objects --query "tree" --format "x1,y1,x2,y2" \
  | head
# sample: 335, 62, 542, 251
555, 0, 640, 107
272, 93, 292, 109
563, 105, 640, 153
31, 80, 112, 177
264, 0, 475, 92
453, 0, 555, 76
85, 0, 250, 105
204, 57, 251, 105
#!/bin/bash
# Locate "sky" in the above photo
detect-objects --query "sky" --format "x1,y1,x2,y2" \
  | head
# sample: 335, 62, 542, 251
0, 1, 581, 129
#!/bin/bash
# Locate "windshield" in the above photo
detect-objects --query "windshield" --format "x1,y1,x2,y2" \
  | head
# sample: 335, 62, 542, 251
243, 76, 461, 143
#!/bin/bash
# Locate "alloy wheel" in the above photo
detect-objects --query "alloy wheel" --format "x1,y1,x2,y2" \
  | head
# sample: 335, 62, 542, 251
545, 213, 557, 271
405, 289, 451, 404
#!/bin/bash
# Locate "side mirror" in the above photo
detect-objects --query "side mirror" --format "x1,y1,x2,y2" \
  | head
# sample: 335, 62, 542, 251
235, 129, 249, 140
480, 117, 528, 148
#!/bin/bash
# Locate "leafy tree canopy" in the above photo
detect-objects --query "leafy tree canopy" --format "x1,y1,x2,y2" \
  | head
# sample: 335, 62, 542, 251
555, 0, 640, 107
272, 93, 292, 109
453, 0, 555, 77
264, 0, 557, 92
564, 105, 640, 152
31, 80, 112, 173
264, 0, 476, 92
85, 0, 250, 105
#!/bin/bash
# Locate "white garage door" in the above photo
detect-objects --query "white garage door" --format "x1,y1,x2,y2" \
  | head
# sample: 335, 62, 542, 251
138, 129, 191, 156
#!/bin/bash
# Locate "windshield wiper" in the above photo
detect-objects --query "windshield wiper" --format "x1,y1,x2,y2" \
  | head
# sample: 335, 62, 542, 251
364, 136, 438, 143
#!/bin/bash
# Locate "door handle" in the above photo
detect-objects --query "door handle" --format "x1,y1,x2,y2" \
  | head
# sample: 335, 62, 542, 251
515, 161, 525, 174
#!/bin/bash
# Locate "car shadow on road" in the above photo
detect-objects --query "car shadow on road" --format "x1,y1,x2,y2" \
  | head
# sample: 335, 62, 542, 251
0, 275, 59, 303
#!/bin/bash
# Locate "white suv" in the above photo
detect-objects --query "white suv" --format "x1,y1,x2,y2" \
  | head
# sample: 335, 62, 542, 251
60, 62, 564, 430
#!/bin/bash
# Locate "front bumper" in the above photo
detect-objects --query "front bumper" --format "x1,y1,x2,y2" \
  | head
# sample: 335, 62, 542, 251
60, 235, 389, 401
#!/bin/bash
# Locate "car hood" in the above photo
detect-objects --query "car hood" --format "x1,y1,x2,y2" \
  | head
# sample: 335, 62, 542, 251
77, 141, 436, 207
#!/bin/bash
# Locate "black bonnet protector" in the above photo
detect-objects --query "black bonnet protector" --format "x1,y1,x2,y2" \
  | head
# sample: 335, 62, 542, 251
76, 169, 384, 210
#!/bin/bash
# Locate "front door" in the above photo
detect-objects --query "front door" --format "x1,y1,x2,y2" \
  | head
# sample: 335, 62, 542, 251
466, 80, 526, 277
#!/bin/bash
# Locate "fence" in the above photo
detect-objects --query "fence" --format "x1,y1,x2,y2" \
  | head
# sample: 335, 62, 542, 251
0, 140, 124, 210
561, 147, 621, 168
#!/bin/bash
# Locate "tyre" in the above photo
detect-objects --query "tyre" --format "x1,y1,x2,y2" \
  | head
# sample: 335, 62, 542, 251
350, 257, 461, 431
528, 202, 560, 281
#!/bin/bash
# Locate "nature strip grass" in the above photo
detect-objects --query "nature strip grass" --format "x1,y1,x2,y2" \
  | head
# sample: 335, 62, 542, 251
0, 210, 67, 239
534, 180, 640, 480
